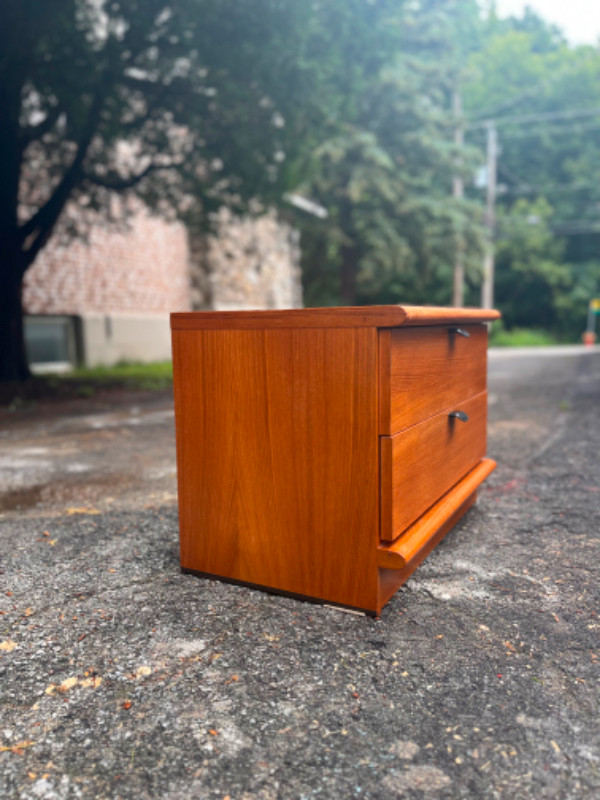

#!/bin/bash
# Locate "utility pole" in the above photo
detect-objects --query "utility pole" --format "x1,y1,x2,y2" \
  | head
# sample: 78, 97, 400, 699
481, 120, 497, 309
452, 88, 465, 307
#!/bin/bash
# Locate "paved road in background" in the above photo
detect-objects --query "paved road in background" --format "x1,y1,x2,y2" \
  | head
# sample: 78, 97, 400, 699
1, 348, 599, 799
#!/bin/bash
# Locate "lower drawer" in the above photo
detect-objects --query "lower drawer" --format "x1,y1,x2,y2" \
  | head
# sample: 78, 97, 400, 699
380, 391, 487, 542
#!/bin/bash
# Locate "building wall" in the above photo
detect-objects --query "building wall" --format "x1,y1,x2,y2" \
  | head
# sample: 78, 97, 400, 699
24, 208, 191, 317
191, 207, 303, 311
23, 206, 191, 367
23, 203, 303, 367
77, 314, 173, 366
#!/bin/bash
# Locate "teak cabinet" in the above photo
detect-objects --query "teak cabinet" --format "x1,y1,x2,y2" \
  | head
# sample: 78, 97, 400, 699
171, 305, 500, 615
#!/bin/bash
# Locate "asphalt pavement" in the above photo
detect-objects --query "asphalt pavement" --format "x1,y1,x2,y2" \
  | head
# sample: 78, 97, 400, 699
1, 347, 599, 799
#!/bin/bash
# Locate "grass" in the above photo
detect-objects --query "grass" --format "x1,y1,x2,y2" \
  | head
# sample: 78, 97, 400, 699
489, 325, 560, 348
1, 361, 173, 407
69, 360, 173, 389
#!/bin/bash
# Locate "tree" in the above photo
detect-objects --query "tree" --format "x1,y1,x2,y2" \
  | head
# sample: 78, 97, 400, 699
463, 12, 600, 333
299, 2, 599, 322
299, 0, 486, 307
494, 198, 570, 330
0, 0, 406, 380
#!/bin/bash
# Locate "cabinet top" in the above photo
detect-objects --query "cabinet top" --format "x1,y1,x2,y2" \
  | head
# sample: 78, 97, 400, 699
171, 305, 500, 331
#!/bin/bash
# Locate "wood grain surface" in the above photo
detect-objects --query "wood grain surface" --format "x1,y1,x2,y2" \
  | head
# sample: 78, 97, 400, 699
171, 306, 498, 614
399, 306, 500, 326
377, 458, 497, 569
380, 391, 488, 542
172, 326, 381, 611
377, 492, 478, 614
171, 305, 499, 331
379, 324, 488, 434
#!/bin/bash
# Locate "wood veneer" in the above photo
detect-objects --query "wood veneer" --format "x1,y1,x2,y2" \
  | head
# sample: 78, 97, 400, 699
380, 391, 488, 542
171, 304, 500, 331
379, 324, 488, 434
171, 305, 498, 615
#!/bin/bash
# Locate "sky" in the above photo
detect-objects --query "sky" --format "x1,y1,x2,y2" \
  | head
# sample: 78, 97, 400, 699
494, 0, 600, 45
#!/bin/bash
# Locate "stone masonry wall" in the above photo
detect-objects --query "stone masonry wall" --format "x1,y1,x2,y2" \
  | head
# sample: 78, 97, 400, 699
23, 207, 191, 316
191, 207, 303, 311
24, 205, 302, 319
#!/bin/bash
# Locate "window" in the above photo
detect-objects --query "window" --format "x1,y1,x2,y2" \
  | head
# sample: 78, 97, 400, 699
24, 316, 79, 372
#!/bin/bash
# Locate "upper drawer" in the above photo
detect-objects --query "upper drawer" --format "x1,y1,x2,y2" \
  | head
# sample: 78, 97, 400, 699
379, 324, 487, 434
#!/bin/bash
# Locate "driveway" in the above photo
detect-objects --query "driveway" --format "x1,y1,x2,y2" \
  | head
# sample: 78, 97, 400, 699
1, 348, 599, 799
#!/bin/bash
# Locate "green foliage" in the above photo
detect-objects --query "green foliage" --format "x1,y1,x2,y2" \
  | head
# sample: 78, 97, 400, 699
4, 0, 411, 244
0, 0, 409, 379
299, 2, 599, 323
1, 0, 599, 382
465, 31, 600, 229
300, 0, 486, 306
491, 198, 600, 341
495, 198, 568, 328
462, 11, 600, 339
0, 360, 174, 406
71, 360, 173, 382
489, 322, 559, 347
553, 260, 600, 340
67, 360, 173, 391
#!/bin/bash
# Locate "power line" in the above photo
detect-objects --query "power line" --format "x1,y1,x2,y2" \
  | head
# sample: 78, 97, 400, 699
466, 53, 599, 122
496, 178, 599, 196
497, 218, 600, 235
461, 93, 600, 305
467, 106, 600, 130
497, 161, 530, 191
476, 159, 599, 197
503, 184, 599, 196
493, 119, 600, 140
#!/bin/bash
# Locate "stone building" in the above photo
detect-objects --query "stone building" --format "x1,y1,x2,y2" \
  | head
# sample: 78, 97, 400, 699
23, 205, 302, 370
190, 207, 303, 312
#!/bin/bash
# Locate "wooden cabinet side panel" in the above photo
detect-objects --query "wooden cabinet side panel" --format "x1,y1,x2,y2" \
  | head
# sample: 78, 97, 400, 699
172, 327, 380, 611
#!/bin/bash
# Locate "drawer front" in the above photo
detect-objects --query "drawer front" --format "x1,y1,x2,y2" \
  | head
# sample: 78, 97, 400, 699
380, 391, 487, 542
379, 324, 487, 434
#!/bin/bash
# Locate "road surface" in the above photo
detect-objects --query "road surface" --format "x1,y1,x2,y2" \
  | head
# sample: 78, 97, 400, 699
1, 347, 598, 799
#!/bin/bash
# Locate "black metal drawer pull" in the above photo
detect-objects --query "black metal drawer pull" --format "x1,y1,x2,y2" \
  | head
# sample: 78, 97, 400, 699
448, 410, 469, 423
448, 327, 470, 338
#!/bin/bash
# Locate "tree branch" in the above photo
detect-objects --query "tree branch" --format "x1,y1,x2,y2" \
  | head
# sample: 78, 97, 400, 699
82, 158, 184, 191
118, 83, 172, 132
120, 74, 166, 94
18, 88, 108, 272
120, 73, 200, 102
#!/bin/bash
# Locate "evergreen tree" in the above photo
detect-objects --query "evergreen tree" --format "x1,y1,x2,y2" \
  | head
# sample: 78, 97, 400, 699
300, 0, 486, 307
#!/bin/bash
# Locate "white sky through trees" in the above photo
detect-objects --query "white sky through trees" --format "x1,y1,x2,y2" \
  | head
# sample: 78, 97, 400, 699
493, 0, 600, 45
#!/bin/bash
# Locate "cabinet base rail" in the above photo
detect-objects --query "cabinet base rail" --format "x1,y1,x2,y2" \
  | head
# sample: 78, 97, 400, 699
377, 458, 497, 571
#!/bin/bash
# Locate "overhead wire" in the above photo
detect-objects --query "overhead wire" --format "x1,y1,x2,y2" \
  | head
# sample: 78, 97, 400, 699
466, 106, 600, 130
465, 52, 600, 122
493, 119, 600, 140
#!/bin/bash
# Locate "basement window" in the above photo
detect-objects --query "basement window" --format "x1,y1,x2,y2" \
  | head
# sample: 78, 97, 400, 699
24, 315, 80, 373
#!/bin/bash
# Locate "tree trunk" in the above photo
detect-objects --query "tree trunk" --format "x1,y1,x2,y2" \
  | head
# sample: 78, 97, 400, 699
340, 244, 357, 306
0, 264, 30, 382
0, 65, 30, 381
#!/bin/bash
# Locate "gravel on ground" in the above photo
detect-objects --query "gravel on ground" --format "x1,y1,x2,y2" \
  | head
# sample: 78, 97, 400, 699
1, 350, 599, 799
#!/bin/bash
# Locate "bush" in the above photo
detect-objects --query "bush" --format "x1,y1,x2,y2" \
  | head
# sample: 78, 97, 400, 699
489, 323, 559, 347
